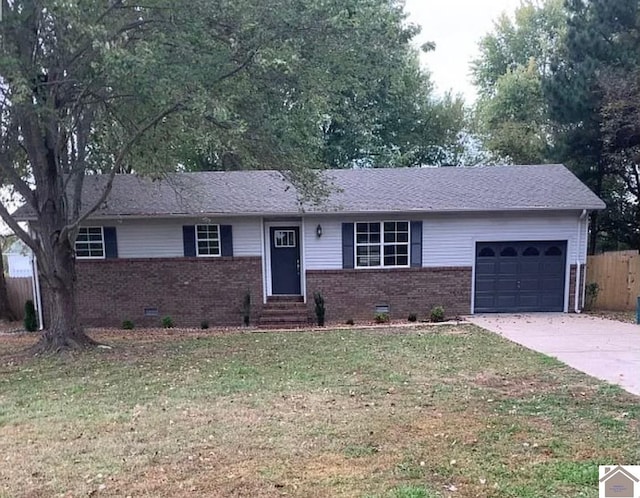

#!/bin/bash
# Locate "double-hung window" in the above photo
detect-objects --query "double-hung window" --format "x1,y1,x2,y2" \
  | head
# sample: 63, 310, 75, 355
75, 227, 105, 259
196, 224, 221, 256
355, 221, 409, 268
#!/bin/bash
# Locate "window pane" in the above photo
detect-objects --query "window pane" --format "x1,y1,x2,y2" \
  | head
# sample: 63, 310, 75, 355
75, 227, 104, 258
196, 224, 221, 256
545, 246, 562, 256
479, 247, 495, 257
384, 245, 397, 257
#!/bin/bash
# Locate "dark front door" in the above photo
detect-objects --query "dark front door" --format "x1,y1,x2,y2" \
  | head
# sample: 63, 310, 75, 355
475, 241, 567, 312
270, 227, 301, 295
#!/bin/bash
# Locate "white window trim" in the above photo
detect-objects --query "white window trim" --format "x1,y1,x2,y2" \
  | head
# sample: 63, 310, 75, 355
354, 221, 410, 269
196, 224, 221, 257
75, 226, 106, 260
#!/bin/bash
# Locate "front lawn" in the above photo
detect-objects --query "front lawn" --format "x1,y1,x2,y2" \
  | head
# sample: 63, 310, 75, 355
0, 325, 638, 497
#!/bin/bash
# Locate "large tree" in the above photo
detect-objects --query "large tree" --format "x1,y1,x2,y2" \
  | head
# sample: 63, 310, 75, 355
0, 0, 465, 352
545, 0, 640, 250
472, 0, 640, 251
471, 0, 566, 164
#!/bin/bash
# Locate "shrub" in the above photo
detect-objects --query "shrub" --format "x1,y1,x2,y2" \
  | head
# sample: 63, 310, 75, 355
24, 300, 37, 332
345, 318, 355, 326
200, 320, 209, 330
407, 313, 417, 322
161, 316, 174, 328
121, 320, 134, 330
314, 291, 325, 326
430, 305, 445, 323
585, 282, 599, 310
375, 312, 390, 324
242, 292, 251, 326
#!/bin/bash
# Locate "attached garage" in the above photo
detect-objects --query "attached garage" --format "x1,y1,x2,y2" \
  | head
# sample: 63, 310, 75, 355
474, 241, 567, 312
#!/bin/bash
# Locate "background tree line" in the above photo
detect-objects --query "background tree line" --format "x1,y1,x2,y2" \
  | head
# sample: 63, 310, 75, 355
472, 0, 640, 252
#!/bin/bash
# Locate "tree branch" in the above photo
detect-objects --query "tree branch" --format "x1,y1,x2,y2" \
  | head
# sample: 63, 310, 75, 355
0, 200, 40, 258
60, 101, 185, 239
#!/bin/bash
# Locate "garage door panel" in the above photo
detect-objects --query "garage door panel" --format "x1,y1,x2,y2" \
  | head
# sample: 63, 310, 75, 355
541, 278, 563, 291
476, 261, 498, 274
475, 240, 567, 313
498, 261, 518, 273
475, 295, 496, 310
496, 278, 518, 291
496, 295, 518, 308
520, 260, 541, 274
519, 277, 541, 291
475, 278, 496, 293
541, 261, 564, 272
519, 294, 540, 308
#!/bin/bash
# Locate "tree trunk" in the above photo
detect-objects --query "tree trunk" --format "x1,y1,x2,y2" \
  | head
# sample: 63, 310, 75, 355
0, 255, 15, 321
30, 238, 98, 354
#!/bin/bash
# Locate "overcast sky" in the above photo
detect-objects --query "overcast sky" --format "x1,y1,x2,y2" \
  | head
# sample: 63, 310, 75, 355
404, 0, 522, 102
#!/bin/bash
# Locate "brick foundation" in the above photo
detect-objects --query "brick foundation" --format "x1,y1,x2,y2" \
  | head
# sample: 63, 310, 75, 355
74, 257, 263, 328
306, 267, 472, 323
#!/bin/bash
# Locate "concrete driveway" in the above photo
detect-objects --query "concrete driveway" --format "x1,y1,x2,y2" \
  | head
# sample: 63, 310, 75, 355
468, 313, 640, 396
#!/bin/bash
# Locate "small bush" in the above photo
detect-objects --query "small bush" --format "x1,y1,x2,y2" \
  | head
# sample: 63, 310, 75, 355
407, 313, 417, 322
161, 316, 174, 328
314, 291, 325, 326
345, 318, 355, 326
585, 282, 599, 310
121, 320, 134, 330
200, 320, 209, 329
375, 312, 389, 324
430, 305, 445, 323
242, 291, 251, 326
24, 300, 37, 332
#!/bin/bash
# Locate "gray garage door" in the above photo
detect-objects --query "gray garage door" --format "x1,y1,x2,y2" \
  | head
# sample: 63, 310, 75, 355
474, 241, 567, 312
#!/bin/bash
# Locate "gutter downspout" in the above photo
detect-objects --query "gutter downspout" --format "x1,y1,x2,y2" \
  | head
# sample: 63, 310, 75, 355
575, 210, 588, 313
31, 252, 44, 330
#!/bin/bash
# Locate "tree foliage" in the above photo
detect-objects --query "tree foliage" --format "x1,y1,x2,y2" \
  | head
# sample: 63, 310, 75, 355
472, 0, 640, 251
0, 0, 465, 352
471, 0, 565, 165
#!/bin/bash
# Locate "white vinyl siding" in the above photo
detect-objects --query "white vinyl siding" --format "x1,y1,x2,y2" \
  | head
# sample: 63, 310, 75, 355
84, 217, 262, 258
423, 212, 586, 267
303, 214, 414, 270
303, 211, 589, 270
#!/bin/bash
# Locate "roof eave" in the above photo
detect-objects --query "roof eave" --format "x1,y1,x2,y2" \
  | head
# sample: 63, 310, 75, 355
15, 204, 604, 222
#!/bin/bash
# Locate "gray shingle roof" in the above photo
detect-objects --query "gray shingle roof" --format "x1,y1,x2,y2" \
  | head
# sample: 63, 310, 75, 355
14, 164, 605, 220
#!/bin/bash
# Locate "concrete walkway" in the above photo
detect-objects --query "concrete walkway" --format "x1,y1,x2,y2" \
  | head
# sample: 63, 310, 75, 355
468, 313, 640, 396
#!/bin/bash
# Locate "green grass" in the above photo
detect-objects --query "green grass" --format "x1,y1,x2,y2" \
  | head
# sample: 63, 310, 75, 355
0, 324, 638, 497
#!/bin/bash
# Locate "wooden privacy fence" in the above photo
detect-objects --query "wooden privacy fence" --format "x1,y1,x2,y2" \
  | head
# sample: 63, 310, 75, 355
586, 250, 640, 311
6, 277, 33, 320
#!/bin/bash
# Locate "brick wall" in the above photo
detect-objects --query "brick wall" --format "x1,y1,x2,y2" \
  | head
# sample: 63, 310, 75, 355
306, 267, 472, 323
74, 257, 263, 328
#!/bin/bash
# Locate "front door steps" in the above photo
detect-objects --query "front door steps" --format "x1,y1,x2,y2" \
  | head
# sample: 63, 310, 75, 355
259, 296, 309, 329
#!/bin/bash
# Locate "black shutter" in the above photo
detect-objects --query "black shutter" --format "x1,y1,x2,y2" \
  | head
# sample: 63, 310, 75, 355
220, 225, 233, 257
410, 221, 423, 267
103, 227, 118, 259
183, 225, 196, 257
342, 222, 354, 269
